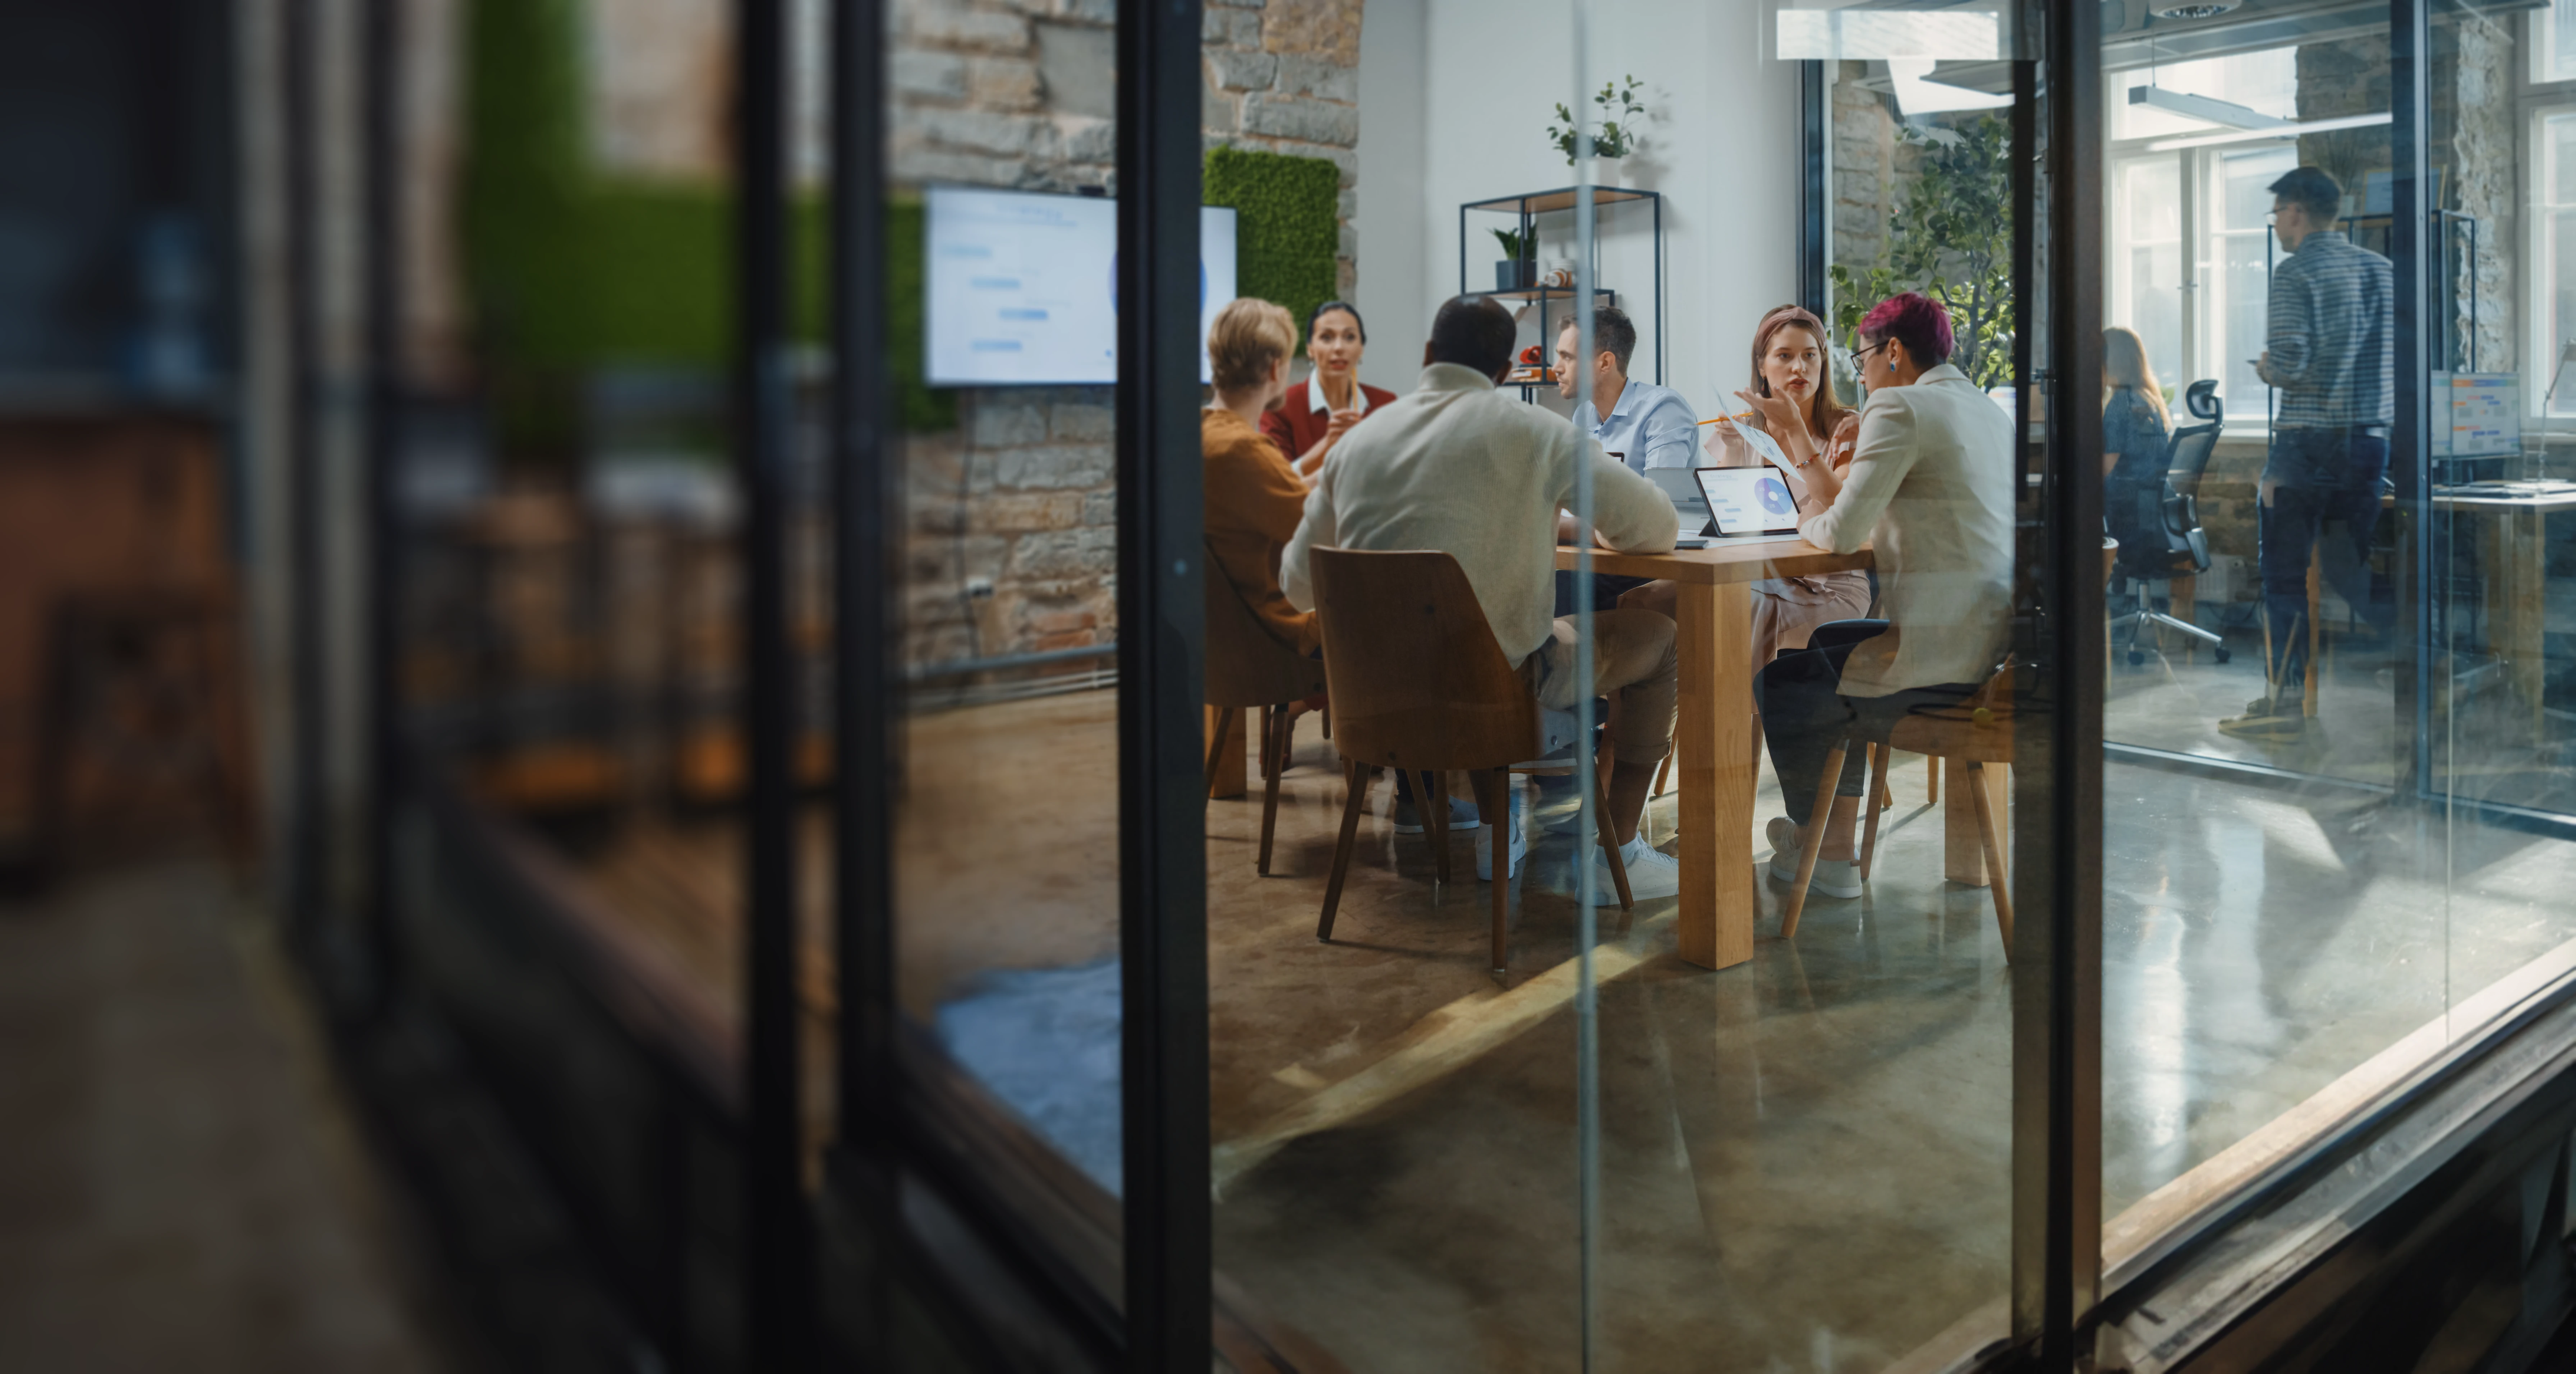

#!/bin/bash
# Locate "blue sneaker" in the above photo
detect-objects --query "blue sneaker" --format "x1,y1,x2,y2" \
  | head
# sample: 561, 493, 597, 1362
1392, 791, 1482, 835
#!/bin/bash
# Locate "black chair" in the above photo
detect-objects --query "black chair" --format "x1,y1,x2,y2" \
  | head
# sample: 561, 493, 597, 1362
2110, 379, 2227, 666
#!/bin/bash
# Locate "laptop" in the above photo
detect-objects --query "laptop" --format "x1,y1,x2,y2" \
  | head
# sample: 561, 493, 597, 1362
1692, 467, 1808, 544
1646, 467, 1712, 535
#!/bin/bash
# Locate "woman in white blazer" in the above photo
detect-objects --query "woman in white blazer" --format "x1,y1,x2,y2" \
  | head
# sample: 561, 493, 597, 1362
1752, 292, 2018, 900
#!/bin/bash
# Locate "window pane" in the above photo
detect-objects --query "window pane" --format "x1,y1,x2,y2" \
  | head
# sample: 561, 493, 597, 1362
877, 0, 1129, 1300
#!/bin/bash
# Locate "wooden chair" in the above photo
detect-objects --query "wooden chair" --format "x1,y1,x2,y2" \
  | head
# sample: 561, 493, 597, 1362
1305, 548, 1632, 982
1780, 663, 2013, 954
1203, 562, 1329, 875
35, 587, 258, 876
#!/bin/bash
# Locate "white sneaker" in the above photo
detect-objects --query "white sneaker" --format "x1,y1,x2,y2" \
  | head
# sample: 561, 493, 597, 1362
1588, 835, 1680, 903
1767, 847, 1863, 899
1392, 792, 1482, 835
1474, 790, 1530, 881
1764, 816, 1799, 857
1545, 796, 1640, 838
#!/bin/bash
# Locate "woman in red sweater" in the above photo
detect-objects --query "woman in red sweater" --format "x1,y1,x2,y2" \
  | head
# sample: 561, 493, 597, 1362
1260, 300, 1399, 480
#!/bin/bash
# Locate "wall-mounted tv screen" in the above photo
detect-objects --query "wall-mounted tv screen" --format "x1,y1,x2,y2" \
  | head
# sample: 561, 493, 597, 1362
925, 186, 1238, 387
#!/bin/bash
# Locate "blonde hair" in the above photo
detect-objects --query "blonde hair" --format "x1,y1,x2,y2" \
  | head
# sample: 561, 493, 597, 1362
2102, 326, 2170, 430
1209, 298, 1296, 394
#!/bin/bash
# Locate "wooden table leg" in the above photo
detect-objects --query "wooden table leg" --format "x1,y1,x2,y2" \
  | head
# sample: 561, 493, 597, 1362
2303, 554, 2321, 718
1675, 581, 1754, 969
1943, 758, 2008, 886
1206, 705, 1248, 800
2489, 507, 2550, 738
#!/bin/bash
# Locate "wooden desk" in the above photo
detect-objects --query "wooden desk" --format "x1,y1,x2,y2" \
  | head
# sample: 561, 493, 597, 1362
2431, 484, 2576, 732
1555, 540, 1871, 969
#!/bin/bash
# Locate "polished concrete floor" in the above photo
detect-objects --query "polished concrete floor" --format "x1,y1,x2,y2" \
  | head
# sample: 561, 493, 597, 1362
0, 861, 466, 1373
877, 680, 2576, 1371
542, 664, 2576, 1371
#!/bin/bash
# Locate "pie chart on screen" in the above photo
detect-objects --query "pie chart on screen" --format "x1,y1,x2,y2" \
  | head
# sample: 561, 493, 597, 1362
1756, 474, 1797, 516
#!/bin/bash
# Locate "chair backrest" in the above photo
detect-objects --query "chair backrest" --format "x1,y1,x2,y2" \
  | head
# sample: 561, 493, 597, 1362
1204, 556, 1328, 709
2165, 380, 2224, 500
1305, 547, 1540, 773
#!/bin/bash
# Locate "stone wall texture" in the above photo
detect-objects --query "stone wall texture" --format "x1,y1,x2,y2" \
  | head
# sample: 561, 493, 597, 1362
888, 0, 1366, 665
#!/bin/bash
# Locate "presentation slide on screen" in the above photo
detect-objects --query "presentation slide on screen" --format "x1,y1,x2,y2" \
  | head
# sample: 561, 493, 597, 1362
925, 186, 1237, 387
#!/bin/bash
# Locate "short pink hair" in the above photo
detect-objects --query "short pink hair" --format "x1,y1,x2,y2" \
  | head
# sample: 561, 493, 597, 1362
1857, 292, 1953, 368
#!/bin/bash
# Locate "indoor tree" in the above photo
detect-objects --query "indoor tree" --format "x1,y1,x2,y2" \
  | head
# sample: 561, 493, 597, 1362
1830, 112, 2016, 391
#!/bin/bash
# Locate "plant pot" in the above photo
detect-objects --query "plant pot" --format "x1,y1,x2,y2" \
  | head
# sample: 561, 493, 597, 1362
1589, 156, 1625, 189
1495, 260, 1530, 291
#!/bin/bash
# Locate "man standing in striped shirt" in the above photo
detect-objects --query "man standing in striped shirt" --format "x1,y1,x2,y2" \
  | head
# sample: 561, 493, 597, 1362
2222, 166, 2394, 742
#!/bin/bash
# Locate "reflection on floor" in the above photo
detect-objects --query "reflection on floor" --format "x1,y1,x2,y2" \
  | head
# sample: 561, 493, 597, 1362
561, 674, 2576, 1371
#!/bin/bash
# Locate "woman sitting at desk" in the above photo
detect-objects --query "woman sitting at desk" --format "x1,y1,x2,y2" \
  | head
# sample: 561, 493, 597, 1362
1262, 300, 1398, 481
1702, 303, 1875, 668
1754, 292, 2016, 900
2101, 325, 2173, 550
1203, 298, 1319, 657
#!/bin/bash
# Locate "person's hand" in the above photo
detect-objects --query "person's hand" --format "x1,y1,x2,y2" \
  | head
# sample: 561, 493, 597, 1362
2253, 351, 2274, 386
1325, 408, 1362, 441
1734, 387, 1800, 440
1701, 422, 1735, 465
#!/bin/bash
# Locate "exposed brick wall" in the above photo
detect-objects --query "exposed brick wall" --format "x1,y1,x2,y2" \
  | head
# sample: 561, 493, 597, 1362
888, 0, 1367, 667
2447, 14, 2515, 376
1829, 62, 1903, 276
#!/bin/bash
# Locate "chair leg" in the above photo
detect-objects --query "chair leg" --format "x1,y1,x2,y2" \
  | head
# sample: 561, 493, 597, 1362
1203, 706, 1233, 799
1317, 759, 1372, 941
1927, 752, 1939, 804
1652, 752, 1672, 799
1418, 769, 1450, 884
1257, 708, 1287, 876
1869, 743, 1892, 811
1780, 742, 1846, 939
1276, 708, 1298, 776
1591, 767, 1633, 912
1859, 740, 1894, 881
1969, 761, 2013, 955
1468, 769, 1512, 981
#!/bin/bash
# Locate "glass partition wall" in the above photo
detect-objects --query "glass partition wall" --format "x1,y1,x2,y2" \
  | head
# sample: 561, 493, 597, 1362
336, 0, 2576, 1368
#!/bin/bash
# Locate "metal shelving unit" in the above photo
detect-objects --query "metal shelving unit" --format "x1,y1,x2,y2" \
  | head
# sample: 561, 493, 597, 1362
1458, 185, 1665, 400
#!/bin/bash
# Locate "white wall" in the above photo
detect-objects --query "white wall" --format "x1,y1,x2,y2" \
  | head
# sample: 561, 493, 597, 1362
1358, 0, 1799, 420
1353, 0, 1428, 393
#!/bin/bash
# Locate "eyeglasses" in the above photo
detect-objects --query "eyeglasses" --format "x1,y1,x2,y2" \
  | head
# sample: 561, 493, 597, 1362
1851, 339, 1892, 368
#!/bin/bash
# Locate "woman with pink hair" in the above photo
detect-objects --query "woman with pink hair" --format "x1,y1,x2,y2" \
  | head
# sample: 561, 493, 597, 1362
1751, 292, 2017, 903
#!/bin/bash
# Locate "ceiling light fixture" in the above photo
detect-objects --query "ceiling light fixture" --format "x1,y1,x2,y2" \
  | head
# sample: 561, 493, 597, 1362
2144, 110, 2390, 153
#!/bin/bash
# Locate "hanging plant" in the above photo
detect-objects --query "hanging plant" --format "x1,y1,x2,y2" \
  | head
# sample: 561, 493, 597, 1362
1548, 77, 1648, 165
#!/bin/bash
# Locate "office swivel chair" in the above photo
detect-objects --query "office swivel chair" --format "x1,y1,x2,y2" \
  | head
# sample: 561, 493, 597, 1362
2109, 379, 2227, 667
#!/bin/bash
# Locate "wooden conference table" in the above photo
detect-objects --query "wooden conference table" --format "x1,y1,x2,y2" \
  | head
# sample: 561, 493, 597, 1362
1555, 539, 1873, 971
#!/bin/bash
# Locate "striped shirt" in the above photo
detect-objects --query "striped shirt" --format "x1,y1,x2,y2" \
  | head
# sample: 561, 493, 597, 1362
2266, 230, 2392, 432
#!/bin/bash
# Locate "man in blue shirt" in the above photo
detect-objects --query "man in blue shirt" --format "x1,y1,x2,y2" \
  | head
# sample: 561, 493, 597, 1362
1552, 305, 1696, 622
1555, 306, 1698, 471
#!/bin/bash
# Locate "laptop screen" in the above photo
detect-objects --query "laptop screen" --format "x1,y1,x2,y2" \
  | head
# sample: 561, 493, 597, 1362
1693, 467, 1802, 536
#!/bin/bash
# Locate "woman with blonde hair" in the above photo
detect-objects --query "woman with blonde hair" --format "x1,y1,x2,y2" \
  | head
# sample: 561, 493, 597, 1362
2101, 326, 2173, 553
1202, 297, 1317, 656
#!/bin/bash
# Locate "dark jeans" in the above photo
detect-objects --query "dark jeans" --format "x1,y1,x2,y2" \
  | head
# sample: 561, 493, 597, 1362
1554, 569, 1653, 616
1755, 621, 1978, 822
2260, 426, 2389, 696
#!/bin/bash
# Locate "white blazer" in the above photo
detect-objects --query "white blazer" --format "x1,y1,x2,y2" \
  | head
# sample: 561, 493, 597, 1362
1799, 363, 2016, 697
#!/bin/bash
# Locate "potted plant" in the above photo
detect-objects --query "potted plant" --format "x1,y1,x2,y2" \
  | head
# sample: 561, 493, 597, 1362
1491, 227, 1532, 291
1549, 77, 1647, 186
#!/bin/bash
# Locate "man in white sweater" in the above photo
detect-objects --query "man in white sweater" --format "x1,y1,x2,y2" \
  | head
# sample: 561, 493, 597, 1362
1281, 296, 1682, 892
